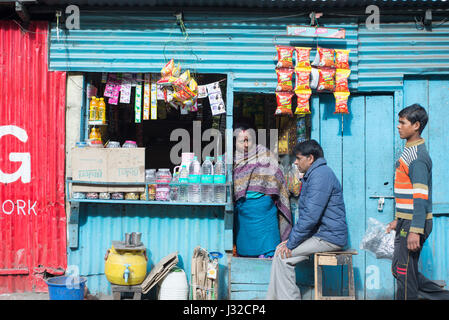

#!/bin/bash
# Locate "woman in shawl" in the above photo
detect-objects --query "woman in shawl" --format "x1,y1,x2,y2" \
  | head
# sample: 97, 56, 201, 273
233, 124, 292, 258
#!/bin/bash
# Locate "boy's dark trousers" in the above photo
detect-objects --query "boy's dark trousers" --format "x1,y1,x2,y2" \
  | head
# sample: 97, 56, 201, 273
392, 218, 449, 300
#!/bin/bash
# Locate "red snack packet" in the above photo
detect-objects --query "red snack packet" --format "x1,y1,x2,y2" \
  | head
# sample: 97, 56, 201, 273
276, 46, 294, 69
294, 90, 312, 115
276, 68, 294, 92
334, 92, 350, 114
317, 67, 336, 92
295, 47, 312, 68
275, 92, 294, 116
335, 69, 351, 92
335, 49, 350, 69
313, 47, 335, 68
294, 67, 311, 91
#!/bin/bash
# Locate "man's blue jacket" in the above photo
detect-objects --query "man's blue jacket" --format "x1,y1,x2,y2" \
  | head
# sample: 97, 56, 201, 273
286, 157, 348, 250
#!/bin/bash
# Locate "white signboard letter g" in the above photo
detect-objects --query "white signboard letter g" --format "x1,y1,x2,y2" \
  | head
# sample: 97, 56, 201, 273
0, 125, 31, 184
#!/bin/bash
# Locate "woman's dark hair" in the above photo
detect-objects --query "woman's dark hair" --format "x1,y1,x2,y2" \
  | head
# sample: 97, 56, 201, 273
398, 103, 428, 134
294, 139, 324, 161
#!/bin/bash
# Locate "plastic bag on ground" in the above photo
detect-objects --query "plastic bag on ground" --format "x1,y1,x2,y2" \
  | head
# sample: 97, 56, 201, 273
360, 217, 395, 260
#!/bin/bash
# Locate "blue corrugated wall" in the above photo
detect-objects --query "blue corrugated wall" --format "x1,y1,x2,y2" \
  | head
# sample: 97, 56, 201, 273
52, 10, 449, 298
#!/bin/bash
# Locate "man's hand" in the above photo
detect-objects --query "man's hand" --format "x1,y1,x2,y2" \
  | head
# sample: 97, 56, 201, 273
407, 232, 421, 251
386, 220, 397, 234
275, 240, 292, 259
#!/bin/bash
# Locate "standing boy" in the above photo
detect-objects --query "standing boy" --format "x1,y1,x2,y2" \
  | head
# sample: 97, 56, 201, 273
386, 104, 449, 300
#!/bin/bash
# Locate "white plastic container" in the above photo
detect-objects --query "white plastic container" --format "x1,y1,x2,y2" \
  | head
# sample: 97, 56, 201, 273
158, 268, 189, 300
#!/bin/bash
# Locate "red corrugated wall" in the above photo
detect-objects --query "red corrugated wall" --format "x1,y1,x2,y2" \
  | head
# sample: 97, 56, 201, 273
0, 21, 67, 293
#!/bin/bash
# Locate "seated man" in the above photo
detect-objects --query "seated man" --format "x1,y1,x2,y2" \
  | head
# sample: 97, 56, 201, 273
266, 139, 348, 300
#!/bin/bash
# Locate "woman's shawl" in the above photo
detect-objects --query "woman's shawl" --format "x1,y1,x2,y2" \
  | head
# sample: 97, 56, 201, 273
233, 144, 292, 241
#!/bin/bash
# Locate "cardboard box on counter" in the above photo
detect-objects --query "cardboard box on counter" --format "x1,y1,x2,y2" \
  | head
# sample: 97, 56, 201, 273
71, 148, 145, 193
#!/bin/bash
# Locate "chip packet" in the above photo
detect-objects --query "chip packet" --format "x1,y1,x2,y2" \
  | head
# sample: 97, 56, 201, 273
275, 92, 294, 116
294, 47, 312, 68
276, 45, 295, 69
294, 67, 312, 91
317, 67, 336, 92
335, 69, 351, 92
312, 47, 335, 68
294, 90, 312, 115
334, 92, 350, 114
276, 68, 294, 92
161, 59, 175, 78
335, 49, 350, 69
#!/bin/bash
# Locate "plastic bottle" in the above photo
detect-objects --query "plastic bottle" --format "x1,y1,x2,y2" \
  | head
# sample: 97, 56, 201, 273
98, 97, 106, 123
188, 156, 201, 203
169, 172, 179, 202
201, 156, 214, 203
89, 96, 97, 121
178, 165, 189, 202
214, 155, 226, 203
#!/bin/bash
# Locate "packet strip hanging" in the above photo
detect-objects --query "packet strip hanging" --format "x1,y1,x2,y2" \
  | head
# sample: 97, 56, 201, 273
294, 90, 312, 115
275, 92, 294, 116
276, 45, 295, 69
334, 92, 350, 114
276, 68, 294, 92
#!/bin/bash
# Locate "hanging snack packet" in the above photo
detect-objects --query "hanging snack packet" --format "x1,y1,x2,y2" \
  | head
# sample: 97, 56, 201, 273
334, 92, 350, 114
312, 47, 335, 68
294, 67, 312, 91
335, 49, 350, 69
173, 70, 191, 87
310, 67, 319, 90
317, 67, 336, 92
161, 59, 175, 78
295, 47, 312, 68
335, 69, 351, 92
294, 90, 312, 115
276, 45, 295, 69
275, 92, 294, 116
276, 68, 294, 92
188, 78, 198, 96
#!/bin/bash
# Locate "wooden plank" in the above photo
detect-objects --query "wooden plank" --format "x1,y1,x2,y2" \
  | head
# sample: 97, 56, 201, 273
428, 79, 449, 213
319, 94, 343, 296
342, 95, 366, 299
365, 95, 395, 300
403, 78, 429, 142
318, 256, 338, 266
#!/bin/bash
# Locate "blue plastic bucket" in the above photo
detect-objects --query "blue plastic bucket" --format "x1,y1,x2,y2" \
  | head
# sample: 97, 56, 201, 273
45, 276, 87, 300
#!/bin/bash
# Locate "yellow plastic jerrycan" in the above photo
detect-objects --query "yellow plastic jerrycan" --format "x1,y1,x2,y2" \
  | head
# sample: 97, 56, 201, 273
104, 245, 147, 286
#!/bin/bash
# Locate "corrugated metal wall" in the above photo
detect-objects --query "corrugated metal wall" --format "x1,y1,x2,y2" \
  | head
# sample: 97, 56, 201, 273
0, 21, 67, 293
358, 22, 449, 91
48, 11, 359, 92
69, 204, 227, 297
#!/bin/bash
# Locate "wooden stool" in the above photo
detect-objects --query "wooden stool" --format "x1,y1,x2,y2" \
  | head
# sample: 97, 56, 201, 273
314, 250, 357, 300
111, 284, 142, 300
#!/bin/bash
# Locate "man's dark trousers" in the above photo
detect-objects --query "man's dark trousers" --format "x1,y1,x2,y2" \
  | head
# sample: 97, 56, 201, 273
392, 218, 449, 300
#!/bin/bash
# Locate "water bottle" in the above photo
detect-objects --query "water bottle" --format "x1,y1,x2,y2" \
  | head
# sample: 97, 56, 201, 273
214, 155, 226, 203
169, 172, 179, 202
178, 165, 189, 202
201, 156, 214, 203
188, 156, 201, 203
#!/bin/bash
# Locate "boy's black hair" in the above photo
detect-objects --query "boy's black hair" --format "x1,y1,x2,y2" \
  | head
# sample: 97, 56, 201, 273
294, 139, 324, 161
398, 104, 428, 134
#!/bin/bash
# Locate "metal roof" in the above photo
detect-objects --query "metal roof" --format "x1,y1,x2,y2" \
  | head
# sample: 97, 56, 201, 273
36, 0, 449, 8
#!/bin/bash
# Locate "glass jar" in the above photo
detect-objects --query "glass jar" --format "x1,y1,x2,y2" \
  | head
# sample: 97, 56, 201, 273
99, 192, 111, 200
122, 140, 137, 148
125, 192, 139, 200
111, 192, 124, 200
86, 192, 99, 199
106, 141, 121, 148
72, 192, 86, 199
145, 169, 157, 201
156, 169, 172, 201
